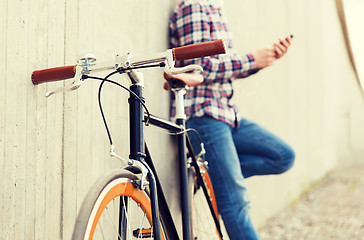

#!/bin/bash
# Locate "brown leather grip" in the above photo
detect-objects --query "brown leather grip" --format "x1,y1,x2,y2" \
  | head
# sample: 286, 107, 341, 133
31, 65, 77, 85
172, 39, 226, 61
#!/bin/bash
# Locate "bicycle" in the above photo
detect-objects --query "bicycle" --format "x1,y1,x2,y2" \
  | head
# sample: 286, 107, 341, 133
31, 40, 226, 240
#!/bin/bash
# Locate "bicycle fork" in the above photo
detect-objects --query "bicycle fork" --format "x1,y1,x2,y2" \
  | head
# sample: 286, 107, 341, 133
127, 70, 162, 240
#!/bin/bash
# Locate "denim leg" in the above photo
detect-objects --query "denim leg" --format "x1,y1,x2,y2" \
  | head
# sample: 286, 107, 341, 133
233, 118, 295, 178
187, 117, 260, 240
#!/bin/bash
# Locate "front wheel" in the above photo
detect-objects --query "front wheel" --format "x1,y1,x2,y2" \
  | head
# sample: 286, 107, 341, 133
189, 163, 222, 240
72, 169, 165, 240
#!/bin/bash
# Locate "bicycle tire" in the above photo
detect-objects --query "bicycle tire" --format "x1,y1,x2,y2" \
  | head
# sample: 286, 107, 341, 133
189, 164, 222, 240
72, 169, 165, 240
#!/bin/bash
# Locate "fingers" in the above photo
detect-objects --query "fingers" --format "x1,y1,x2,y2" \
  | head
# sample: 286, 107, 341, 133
274, 43, 285, 58
281, 37, 291, 48
274, 36, 291, 59
285, 35, 292, 44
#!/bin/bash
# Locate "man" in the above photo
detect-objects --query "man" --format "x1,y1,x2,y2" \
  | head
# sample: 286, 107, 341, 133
169, 0, 295, 239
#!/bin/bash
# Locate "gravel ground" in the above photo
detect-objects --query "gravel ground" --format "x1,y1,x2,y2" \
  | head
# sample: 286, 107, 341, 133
259, 166, 364, 240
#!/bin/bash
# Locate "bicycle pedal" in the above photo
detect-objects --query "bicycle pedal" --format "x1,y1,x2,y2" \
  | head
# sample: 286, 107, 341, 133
133, 228, 153, 238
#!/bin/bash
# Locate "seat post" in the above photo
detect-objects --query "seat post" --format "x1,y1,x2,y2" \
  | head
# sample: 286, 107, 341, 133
173, 87, 192, 240
173, 87, 187, 120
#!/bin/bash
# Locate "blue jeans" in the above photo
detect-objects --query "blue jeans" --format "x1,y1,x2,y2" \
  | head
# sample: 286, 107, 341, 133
187, 117, 295, 240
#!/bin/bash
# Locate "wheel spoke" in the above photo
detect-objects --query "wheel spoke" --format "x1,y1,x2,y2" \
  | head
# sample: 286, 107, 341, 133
104, 204, 123, 239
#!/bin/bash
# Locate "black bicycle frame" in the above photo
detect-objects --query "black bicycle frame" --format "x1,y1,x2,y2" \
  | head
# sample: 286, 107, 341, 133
128, 80, 189, 240
127, 72, 222, 240
146, 114, 223, 240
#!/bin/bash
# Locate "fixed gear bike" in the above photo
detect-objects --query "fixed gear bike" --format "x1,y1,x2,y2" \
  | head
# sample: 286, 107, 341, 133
32, 40, 225, 240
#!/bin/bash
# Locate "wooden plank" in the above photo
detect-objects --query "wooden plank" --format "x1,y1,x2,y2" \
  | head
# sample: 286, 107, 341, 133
90, 0, 130, 175
26, 0, 49, 238
62, 0, 79, 238
44, 0, 66, 238
3, 0, 30, 238
0, 0, 7, 237
2, 2, 16, 238
75, 0, 95, 215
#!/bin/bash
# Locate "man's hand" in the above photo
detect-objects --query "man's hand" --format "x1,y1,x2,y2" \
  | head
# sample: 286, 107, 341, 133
252, 35, 292, 69
252, 47, 276, 69
274, 36, 292, 59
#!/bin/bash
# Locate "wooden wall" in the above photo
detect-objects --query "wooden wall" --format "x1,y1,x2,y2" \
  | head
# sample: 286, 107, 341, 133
224, 0, 364, 227
1, 0, 363, 239
1, 0, 176, 239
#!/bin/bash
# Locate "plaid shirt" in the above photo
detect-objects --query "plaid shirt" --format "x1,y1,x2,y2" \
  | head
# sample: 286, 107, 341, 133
169, 0, 259, 127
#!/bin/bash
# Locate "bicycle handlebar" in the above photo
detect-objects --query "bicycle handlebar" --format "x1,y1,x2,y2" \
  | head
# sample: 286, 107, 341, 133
31, 39, 226, 85
173, 39, 225, 61
32, 65, 77, 85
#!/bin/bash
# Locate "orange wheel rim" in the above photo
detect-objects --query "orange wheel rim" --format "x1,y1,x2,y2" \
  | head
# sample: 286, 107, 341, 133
85, 179, 164, 240
200, 165, 218, 217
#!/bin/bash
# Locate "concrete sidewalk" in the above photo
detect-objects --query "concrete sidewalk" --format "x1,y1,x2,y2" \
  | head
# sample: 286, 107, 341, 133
259, 165, 364, 240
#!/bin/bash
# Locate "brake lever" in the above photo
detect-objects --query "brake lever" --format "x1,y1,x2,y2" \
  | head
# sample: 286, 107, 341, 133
45, 65, 83, 97
164, 64, 203, 75
163, 49, 203, 75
